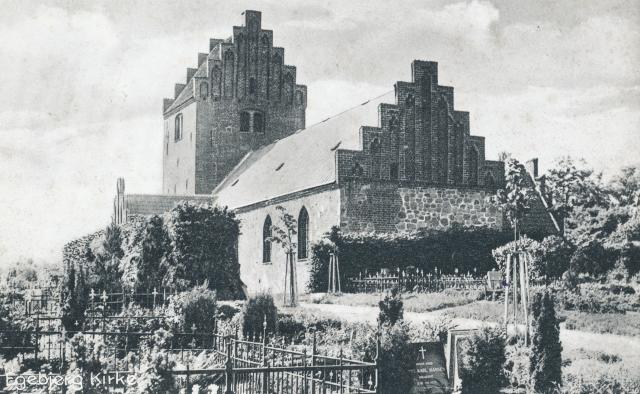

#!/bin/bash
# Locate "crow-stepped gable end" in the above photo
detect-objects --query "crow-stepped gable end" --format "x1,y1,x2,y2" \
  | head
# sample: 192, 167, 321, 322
162, 10, 307, 196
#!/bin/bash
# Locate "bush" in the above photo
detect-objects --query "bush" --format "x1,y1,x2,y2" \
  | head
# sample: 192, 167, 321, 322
165, 203, 243, 298
570, 241, 617, 277
492, 235, 574, 283
217, 304, 240, 321
308, 226, 512, 292
555, 283, 636, 313
352, 322, 414, 394
242, 293, 278, 338
530, 290, 562, 393
378, 286, 403, 325
458, 327, 506, 394
169, 284, 217, 333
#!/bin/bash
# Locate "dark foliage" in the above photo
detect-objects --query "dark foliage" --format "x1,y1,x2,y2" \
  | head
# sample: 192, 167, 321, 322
60, 264, 89, 332
138, 215, 171, 290
458, 327, 506, 394
309, 226, 512, 292
530, 290, 563, 393
378, 286, 404, 326
165, 202, 243, 298
170, 284, 217, 333
217, 304, 240, 321
569, 241, 617, 277
352, 323, 415, 394
242, 293, 278, 338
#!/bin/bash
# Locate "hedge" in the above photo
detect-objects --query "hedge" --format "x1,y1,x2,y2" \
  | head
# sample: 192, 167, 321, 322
308, 226, 512, 292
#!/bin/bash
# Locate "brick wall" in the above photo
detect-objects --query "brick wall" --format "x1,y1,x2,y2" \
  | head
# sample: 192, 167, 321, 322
334, 60, 503, 190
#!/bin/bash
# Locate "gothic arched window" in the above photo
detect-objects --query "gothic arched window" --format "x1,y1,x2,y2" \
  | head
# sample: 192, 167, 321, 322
485, 172, 496, 189
389, 113, 399, 132
263, 215, 272, 263
199, 82, 208, 99
283, 73, 294, 105
298, 207, 309, 260
371, 138, 381, 179
469, 146, 479, 186
261, 34, 270, 46
174, 114, 183, 141
253, 112, 264, 133
240, 111, 250, 132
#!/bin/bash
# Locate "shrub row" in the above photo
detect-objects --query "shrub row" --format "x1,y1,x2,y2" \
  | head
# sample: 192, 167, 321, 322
309, 226, 513, 292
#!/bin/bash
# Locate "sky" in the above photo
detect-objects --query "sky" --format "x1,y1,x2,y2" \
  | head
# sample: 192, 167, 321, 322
0, 0, 639, 266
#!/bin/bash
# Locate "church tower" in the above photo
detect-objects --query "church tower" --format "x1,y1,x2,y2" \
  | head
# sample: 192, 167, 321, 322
162, 10, 307, 195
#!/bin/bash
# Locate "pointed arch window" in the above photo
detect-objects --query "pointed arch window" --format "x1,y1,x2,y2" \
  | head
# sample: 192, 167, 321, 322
298, 207, 309, 260
263, 215, 272, 263
253, 112, 264, 133
240, 111, 251, 132
469, 146, 479, 186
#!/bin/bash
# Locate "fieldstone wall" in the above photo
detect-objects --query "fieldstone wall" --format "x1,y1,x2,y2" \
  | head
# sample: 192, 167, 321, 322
395, 186, 502, 231
340, 180, 503, 233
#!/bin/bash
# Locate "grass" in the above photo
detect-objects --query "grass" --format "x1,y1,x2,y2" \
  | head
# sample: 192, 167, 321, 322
306, 289, 482, 313
562, 311, 640, 337
440, 300, 505, 323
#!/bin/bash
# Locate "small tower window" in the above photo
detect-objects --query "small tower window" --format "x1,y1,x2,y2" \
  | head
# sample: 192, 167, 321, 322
174, 114, 183, 141
253, 112, 264, 133
240, 111, 250, 132
185, 179, 189, 190
249, 78, 257, 95
390, 163, 399, 179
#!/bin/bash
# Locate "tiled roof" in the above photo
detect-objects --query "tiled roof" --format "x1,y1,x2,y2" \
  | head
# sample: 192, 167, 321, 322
213, 92, 394, 209
126, 194, 212, 217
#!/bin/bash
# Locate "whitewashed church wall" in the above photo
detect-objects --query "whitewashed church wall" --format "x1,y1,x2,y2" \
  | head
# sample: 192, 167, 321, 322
235, 187, 341, 296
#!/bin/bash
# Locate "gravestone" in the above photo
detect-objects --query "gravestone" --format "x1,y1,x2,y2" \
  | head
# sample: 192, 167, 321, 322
409, 341, 450, 393
445, 329, 478, 391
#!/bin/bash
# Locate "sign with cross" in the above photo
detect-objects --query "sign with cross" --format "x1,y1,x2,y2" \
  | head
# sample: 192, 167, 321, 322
409, 341, 450, 393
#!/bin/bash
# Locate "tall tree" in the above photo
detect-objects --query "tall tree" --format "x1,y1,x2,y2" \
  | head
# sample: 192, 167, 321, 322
495, 158, 536, 241
609, 165, 640, 207
545, 157, 607, 232
165, 202, 242, 299
529, 290, 562, 393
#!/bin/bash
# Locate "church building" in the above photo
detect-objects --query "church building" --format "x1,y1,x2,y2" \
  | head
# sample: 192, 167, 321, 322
114, 10, 559, 293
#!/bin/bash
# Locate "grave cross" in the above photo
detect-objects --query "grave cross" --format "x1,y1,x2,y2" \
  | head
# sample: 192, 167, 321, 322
419, 346, 427, 360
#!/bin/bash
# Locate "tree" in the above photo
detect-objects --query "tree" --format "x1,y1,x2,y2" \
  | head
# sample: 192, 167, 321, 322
545, 157, 607, 232
138, 215, 170, 290
458, 328, 506, 394
529, 290, 562, 393
609, 165, 640, 207
495, 158, 536, 242
92, 222, 124, 292
378, 286, 404, 325
268, 205, 299, 306
165, 202, 243, 299
61, 264, 89, 332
